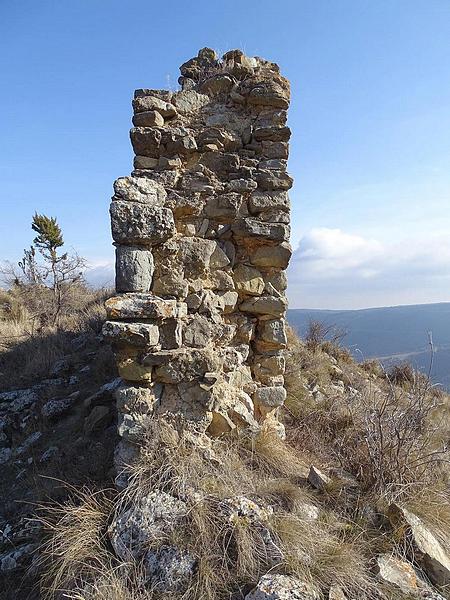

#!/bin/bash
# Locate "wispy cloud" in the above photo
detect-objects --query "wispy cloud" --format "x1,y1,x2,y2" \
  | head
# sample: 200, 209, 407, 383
288, 228, 450, 309
84, 259, 114, 288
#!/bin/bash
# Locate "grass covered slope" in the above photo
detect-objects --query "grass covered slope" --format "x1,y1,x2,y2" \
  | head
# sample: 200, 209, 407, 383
1, 287, 450, 599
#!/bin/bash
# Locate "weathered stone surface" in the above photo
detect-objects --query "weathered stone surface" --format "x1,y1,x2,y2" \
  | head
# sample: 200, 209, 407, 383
377, 554, 420, 595
132, 95, 177, 118
150, 348, 222, 384
240, 295, 287, 317
172, 89, 209, 113
232, 218, 290, 242
249, 190, 290, 214
115, 246, 154, 293
132, 110, 164, 127
256, 319, 287, 350
389, 505, 450, 587
110, 201, 175, 245
308, 466, 331, 491
113, 176, 166, 205
254, 386, 287, 417
130, 127, 162, 157
233, 264, 265, 296
251, 242, 292, 269
133, 155, 158, 170
41, 395, 77, 419
105, 293, 185, 320
103, 321, 159, 347
246, 574, 320, 600
144, 545, 196, 592
109, 491, 187, 561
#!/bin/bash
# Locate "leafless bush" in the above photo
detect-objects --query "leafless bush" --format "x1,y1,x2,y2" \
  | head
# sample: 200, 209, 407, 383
315, 380, 448, 494
387, 362, 417, 387
304, 320, 347, 354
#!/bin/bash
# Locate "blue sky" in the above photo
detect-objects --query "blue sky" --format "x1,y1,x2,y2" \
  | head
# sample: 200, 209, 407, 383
1, 0, 449, 309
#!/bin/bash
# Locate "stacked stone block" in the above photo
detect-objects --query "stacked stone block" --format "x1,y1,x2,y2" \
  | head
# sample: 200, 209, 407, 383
103, 48, 293, 445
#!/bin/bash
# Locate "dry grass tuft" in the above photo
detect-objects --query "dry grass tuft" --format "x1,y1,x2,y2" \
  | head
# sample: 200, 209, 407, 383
39, 486, 115, 600
39, 418, 380, 599
0, 284, 112, 390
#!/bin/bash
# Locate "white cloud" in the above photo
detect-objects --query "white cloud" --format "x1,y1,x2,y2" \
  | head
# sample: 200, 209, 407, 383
84, 259, 114, 288
288, 228, 450, 309
297, 228, 384, 276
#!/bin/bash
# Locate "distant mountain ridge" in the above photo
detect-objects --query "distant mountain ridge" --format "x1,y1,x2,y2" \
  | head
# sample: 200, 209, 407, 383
287, 302, 450, 389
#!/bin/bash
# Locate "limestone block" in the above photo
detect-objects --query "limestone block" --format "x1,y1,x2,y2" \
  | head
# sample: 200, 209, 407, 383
239, 295, 287, 317
248, 190, 290, 215
130, 127, 162, 157
105, 293, 186, 320
159, 319, 183, 349
163, 131, 198, 156
199, 73, 234, 95
152, 272, 188, 298
205, 192, 242, 220
113, 176, 166, 205
132, 95, 177, 118
232, 218, 290, 242
245, 574, 319, 600
143, 545, 196, 593
172, 89, 210, 113
134, 88, 173, 101
264, 271, 288, 293
114, 383, 162, 415
110, 201, 175, 246
132, 110, 165, 127
253, 386, 286, 417
253, 125, 291, 142
200, 152, 240, 176
256, 170, 293, 191
233, 264, 265, 296
251, 242, 292, 269
115, 246, 154, 293
255, 319, 287, 351
258, 210, 290, 224
253, 354, 286, 384
388, 504, 450, 587
247, 82, 290, 109
151, 348, 223, 384
308, 466, 331, 490
258, 159, 288, 171
227, 178, 258, 193
109, 491, 187, 561
133, 156, 158, 170
117, 356, 153, 383
261, 141, 289, 159
102, 321, 159, 347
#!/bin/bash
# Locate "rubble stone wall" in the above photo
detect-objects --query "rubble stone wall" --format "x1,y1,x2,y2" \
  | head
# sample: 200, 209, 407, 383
103, 48, 293, 447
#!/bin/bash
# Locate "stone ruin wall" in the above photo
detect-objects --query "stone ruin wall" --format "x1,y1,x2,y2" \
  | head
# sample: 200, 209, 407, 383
103, 48, 293, 453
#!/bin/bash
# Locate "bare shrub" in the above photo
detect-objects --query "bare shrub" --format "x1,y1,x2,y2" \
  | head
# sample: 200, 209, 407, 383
304, 320, 347, 355
0, 286, 112, 390
387, 362, 417, 387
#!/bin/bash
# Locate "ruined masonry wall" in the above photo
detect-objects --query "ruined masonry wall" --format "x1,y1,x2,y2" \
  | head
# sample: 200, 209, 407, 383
103, 48, 293, 447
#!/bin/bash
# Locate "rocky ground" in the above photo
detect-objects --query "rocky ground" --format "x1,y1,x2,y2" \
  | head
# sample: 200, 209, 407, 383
1, 290, 450, 599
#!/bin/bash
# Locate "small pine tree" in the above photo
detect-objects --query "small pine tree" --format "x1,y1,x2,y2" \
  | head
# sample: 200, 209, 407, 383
32, 213, 64, 258
3, 214, 87, 327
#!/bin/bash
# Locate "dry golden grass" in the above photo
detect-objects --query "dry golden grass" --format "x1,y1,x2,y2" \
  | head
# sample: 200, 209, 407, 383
39, 418, 382, 600
0, 284, 111, 390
